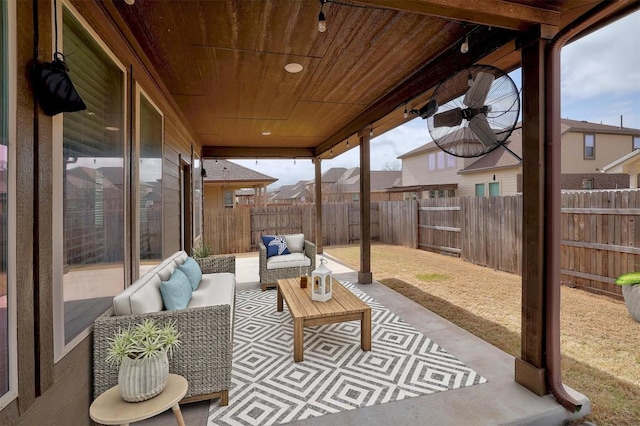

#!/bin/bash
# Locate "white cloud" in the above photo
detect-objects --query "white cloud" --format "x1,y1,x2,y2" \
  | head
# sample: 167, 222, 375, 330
561, 11, 640, 100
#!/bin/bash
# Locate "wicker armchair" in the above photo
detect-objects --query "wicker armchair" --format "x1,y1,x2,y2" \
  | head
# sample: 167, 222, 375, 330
259, 239, 316, 290
93, 254, 236, 405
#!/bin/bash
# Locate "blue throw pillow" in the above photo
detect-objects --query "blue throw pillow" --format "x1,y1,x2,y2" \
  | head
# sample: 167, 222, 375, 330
160, 268, 192, 310
261, 235, 291, 258
178, 256, 203, 290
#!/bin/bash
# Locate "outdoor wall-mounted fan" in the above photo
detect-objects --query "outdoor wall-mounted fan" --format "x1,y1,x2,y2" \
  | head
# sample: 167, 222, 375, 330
423, 65, 520, 158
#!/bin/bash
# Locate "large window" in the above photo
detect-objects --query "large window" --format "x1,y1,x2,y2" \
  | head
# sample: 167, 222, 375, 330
428, 151, 457, 171
55, 3, 126, 354
0, 0, 16, 407
584, 134, 595, 159
138, 92, 163, 266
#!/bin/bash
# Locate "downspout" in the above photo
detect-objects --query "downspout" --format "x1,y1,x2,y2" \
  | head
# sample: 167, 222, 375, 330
544, 0, 637, 412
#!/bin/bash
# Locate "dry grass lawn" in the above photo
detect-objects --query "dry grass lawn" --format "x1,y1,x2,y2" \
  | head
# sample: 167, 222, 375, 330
325, 244, 640, 426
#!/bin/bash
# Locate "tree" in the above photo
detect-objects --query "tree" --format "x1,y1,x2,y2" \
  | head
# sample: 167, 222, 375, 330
381, 160, 401, 171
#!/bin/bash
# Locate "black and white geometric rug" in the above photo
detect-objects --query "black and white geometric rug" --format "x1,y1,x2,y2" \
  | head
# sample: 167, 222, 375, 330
208, 281, 487, 425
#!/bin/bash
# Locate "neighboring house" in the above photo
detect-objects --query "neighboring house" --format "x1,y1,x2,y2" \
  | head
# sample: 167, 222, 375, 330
270, 180, 311, 205
307, 167, 403, 203
202, 160, 277, 209
601, 149, 640, 188
397, 119, 640, 197
270, 168, 403, 204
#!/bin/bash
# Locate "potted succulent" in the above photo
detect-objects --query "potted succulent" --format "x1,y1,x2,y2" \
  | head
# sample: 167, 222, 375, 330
106, 319, 181, 402
615, 271, 640, 323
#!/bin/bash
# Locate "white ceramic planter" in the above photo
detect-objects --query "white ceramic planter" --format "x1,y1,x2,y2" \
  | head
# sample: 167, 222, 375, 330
622, 284, 640, 323
118, 350, 169, 402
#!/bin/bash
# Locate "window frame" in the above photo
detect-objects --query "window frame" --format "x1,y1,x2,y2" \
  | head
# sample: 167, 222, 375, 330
192, 152, 202, 245
0, 0, 18, 410
489, 181, 500, 197
582, 178, 594, 190
584, 133, 595, 160
428, 152, 436, 171
633, 136, 640, 151
223, 189, 234, 208
52, 0, 128, 361
135, 86, 164, 274
475, 183, 486, 197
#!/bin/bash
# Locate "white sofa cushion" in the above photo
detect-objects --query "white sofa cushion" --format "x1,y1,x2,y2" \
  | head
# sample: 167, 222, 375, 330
189, 272, 236, 323
112, 269, 164, 316
266, 252, 311, 270
284, 233, 305, 253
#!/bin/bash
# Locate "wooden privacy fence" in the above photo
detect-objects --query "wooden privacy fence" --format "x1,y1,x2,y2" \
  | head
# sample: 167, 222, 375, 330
416, 190, 639, 298
459, 196, 522, 275
204, 190, 639, 298
560, 190, 640, 298
203, 201, 416, 253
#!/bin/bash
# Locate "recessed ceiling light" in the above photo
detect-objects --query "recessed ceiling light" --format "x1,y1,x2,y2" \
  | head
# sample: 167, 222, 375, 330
105, 126, 120, 131
284, 63, 303, 74
261, 131, 271, 136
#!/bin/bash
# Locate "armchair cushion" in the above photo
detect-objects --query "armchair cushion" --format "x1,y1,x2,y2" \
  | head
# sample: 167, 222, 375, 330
284, 233, 305, 253
266, 252, 311, 270
261, 235, 291, 258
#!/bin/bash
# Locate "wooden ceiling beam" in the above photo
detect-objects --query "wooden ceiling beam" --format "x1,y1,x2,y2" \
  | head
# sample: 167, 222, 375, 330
351, 0, 561, 31
202, 146, 316, 159
315, 26, 518, 157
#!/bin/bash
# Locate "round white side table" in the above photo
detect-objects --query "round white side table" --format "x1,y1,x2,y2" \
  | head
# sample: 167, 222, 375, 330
90, 374, 188, 426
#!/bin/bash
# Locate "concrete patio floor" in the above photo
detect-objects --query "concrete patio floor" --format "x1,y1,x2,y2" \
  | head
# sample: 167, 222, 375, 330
138, 253, 590, 426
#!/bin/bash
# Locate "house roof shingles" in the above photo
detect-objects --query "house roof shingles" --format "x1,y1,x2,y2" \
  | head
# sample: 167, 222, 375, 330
202, 159, 277, 183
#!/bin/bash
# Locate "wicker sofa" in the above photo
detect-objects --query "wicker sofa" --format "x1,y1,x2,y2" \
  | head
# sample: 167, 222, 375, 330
259, 233, 316, 290
93, 251, 235, 405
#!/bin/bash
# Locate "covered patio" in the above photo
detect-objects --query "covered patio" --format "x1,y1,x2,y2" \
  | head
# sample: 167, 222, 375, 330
137, 253, 588, 426
5, 1, 640, 425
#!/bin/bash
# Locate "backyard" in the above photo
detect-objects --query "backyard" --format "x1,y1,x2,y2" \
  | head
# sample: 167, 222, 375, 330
324, 244, 640, 426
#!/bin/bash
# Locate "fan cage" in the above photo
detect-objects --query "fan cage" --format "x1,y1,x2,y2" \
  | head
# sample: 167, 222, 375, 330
427, 65, 520, 158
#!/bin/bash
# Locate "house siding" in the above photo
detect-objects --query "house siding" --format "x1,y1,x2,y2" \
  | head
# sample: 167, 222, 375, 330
401, 129, 638, 196
3, 1, 202, 424
204, 185, 225, 210
561, 131, 633, 173
457, 168, 521, 197
402, 151, 461, 186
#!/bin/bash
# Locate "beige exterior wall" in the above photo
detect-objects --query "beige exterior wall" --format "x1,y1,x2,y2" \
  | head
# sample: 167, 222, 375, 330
561, 131, 634, 173
401, 150, 462, 186
457, 167, 521, 197
204, 185, 224, 210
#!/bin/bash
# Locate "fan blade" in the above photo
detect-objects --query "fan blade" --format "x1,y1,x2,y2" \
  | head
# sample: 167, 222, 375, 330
433, 107, 462, 128
464, 72, 495, 109
418, 99, 438, 119
469, 115, 497, 148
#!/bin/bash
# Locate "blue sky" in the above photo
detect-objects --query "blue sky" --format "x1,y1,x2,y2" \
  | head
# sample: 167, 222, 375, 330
236, 11, 640, 188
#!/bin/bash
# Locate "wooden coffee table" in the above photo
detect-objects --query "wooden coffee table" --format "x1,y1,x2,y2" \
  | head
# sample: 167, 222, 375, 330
276, 277, 371, 362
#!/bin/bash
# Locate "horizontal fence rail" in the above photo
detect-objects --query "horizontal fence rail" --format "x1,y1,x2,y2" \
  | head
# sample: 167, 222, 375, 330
203, 190, 640, 299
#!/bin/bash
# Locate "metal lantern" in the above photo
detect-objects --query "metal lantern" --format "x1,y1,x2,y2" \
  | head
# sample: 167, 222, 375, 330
311, 258, 332, 302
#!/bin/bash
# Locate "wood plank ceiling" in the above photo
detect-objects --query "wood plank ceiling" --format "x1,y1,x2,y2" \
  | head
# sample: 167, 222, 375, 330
111, 0, 620, 160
